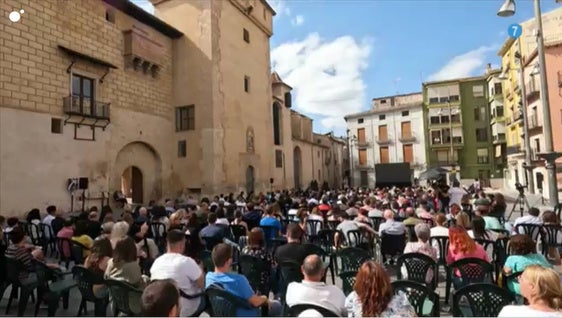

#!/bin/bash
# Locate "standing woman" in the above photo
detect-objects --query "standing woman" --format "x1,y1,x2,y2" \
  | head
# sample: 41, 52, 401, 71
345, 261, 416, 317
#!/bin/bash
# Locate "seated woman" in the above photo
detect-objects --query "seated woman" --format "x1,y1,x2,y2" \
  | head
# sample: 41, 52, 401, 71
72, 220, 94, 258
241, 228, 276, 295
105, 236, 148, 315
168, 209, 186, 231
84, 238, 113, 300
346, 261, 416, 317
402, 223, 437, 284
110, 221, 130, 249
129, 221, 159, 261
446, 226, 489, 287
468, 216, 501, 241
499, 265, 562, 317
504, 234, 553, 295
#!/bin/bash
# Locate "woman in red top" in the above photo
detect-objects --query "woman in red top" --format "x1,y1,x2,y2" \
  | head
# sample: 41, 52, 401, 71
446, 226, 490, 288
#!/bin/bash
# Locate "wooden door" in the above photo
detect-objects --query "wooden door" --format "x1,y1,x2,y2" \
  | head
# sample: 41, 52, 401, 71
403, 145, 413, 163
358, 149, 367, 165
357, 128, 366, 143
380, 147, 389, 163
378, 125, 388, 140
401, 121, 412, 138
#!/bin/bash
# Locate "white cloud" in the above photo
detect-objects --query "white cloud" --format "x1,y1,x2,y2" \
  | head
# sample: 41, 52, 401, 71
131, 0, 154, 14
272, 33, 372, 132
428, 46, 496, 82
268, 0, 291, 16
291, 15, 305, 26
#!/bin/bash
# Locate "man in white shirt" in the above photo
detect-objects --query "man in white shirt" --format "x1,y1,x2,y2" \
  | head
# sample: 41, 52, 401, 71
42, 205, 57, 238
512, 207, 543, 235
286, 254, 346, 317
150, 230, 205, 317
448, 181, 467, 208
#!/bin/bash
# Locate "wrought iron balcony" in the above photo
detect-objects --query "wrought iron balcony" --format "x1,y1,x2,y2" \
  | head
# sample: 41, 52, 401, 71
356, 140, 370, 148
63, 95, 110, 120
430, 136, 463, 148
528, 115, 542, 135
526, 80, 540, 103
506, 145, 523, 156
399, 133, 416, 143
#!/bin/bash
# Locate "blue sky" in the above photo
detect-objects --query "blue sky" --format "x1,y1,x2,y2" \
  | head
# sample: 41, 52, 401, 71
134, 0, 560, 136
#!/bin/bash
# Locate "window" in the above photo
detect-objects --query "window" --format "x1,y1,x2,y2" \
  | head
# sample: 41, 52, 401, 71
379, 147, 389, 163
401, 110, 409, 117
451, 114, 461, 123
358, 118, 364, 124
476, 128, 488, 142
494, 83, 503, 95
175, 105, 195, 131
441, 115, 450, 124
177, 140, 187, 157
244, 76, 250, 92
358, 149, 367, 165
403, 145, 413, 163
474, 107, 480, 121
243, 28, 250, 43
431, 130, 442, 144
357, 128, 366, 143
275, 150, 283, 167
380, 99, 387, 104
72, 74, 94, 115
479, 106, 486, 121
379, 114, 386, 120
472, 85, 484, 97
436, 150, 458, 164
272, 103, 281, 145
477, 148, 489, 164
430, 116, 440, 124
51, 118, 62, 134
401, 121, 412, 138
378, 125, 388, 140
105, 9, 115, 23
449, 95, 460, 102
429, 97, 439, 104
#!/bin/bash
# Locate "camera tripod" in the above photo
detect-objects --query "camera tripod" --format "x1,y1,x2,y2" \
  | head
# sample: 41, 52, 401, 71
507, 188, 530, 220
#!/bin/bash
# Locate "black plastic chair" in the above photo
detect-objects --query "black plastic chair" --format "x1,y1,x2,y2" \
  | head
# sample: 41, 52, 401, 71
396, 252, 439, 290
391, 280, 440, 317
26, 222, 44, 247
33, 260, 76, 316
72, 265, 108, 316
305, 220, 324, 243
238, 254, 271, 295
278, 260, 303, 303
339, 247, 370, 272
4, 257, 39, 316
230, 225, 247, 244
380, 233, 406, 264
368, 216, 384, 232
452, 283, 515, 317
317, 229, 340, 274
288, 303, 339, 317
39, 224, 56, 256
540, 224, 562, 257
56, 237, 73, 268
105, 279, 143, 316
445, 257, 494, 305
206, 283, 267, 317
474, 238, 499, 276
429, 235, 449, 272
338, 271, 357, 296
149, 222, 167, 253
515, 223, 542, 242
71, 240, 90, 265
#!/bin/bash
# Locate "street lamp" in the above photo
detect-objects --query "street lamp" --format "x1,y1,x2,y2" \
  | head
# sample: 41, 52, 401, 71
498, 0, 561, 205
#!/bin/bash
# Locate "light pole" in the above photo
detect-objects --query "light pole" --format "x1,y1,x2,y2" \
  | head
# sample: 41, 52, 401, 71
498, 0, 561, 205
448, 100, 455, 182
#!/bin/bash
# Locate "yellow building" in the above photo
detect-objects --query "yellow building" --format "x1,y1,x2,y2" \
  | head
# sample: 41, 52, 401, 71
497, 7, 562, 189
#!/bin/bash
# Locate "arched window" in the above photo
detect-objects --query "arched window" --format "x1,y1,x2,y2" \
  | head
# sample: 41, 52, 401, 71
273, 103, 281, 145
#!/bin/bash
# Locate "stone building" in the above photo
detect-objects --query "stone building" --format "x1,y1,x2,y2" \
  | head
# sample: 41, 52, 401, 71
0, 0, 345, 215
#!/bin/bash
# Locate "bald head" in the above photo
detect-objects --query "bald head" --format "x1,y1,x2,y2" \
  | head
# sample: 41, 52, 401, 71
139, 207, 147, 216
302, 254, 324, 281
405, 207, 414, 217
383, 209, 394, 220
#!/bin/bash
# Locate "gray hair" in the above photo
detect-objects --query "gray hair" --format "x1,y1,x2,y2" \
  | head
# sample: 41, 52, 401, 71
111, 221, 130, 240
414, 223, 430, 242
302, 254, 324, 277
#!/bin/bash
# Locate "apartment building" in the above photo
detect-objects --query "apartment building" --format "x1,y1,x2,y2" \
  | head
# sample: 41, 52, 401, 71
422, 76, 498, 185
498, 7, 562, 192
487, 67, 507, 179
344, 93, 427, 188
520, 42, 562, 200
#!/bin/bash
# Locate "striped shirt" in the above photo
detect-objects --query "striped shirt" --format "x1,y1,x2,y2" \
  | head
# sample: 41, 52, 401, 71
5, 244, 34, 280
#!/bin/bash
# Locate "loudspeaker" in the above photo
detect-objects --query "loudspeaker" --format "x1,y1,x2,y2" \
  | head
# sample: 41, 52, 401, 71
78, 177, 89, 190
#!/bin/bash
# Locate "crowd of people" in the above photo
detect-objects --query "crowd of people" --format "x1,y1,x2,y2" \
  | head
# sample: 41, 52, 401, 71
0, 183, 561, 317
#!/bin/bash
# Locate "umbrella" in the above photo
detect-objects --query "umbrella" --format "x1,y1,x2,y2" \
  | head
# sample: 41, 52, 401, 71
419, 167, 449, 180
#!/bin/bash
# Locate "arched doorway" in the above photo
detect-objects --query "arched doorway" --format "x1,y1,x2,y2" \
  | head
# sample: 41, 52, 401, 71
113, 141, 162, 204
294, 146, 302, 189
121, 166, 143, 203
246, 165, 255, 193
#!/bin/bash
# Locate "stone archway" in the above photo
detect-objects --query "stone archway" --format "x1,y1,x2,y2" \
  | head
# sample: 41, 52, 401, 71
113, 141, 162, 204
246, 165, 255, 193
294, 146, 302, 189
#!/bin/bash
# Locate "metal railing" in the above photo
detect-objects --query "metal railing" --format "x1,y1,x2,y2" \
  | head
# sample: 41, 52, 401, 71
63, 95, 110, 119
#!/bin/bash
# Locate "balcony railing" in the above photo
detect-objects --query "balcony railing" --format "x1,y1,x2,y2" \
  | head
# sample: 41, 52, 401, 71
493, 133, 506, 144
63, 95, 110, 119
376, 137, 391, 145
431, 136, 463, 147
528, 115, 542, 134
399, 133, 416, 143
356, 140, 370, 148
526, 80, 540, 102
506, 145, 523, 156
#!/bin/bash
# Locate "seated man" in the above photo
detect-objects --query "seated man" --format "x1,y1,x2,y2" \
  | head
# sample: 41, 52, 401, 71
286, 254, 346, 317
334, 212, 376, 247
199, 213, 225, 249
141, 279, 180, 317
402, 207, 422, 226
378, 209, 406, 236
150, 230, 205, 317
259, 205, 282, 240
275, 223, 314, 265
206, 243, 282, 317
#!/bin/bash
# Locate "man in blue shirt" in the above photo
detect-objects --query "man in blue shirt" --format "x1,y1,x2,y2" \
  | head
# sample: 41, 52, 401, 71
206, 243, 282, 317
199, 213, 225, 249
259, 206, 281, 240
